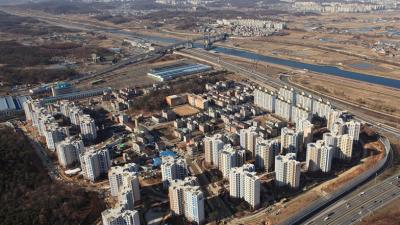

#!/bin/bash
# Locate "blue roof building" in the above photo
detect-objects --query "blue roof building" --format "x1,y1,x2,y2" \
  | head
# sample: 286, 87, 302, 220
148, 64, 212, 81
151, 157, 162, 166
160, 150, 178, 158
0, 96, 32, 117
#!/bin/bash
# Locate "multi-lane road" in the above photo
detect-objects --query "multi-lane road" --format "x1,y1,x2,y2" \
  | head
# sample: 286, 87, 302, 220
305, 174, 400, 225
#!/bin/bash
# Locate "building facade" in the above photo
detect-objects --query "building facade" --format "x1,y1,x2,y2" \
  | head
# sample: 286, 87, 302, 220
240, 126, 259, 159
275, 153, 301, 190
230, 165, 260, 208
161, 156, 188, 189
281, 127, 298, 155
203, 134, 224, 167
255, 137, 279, 172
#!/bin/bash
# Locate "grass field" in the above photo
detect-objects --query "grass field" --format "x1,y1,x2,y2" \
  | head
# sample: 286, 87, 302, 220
172, 104, 199, 116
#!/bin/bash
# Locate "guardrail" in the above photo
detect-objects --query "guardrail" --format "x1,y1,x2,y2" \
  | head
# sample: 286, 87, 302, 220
278, 135, 391, 225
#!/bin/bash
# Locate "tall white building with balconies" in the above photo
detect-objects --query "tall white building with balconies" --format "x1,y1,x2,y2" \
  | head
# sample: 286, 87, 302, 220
275, 97, 294, 121
161, 156, 188, 189
203, 134, 224, 167
254, 87, 277, 113
56, 137, 84, 168
279, 86, 296, 104
69, 106, 83, 130
109, 163, 139, 196
80, 147, 110, 182
240, 126, 259, 158
306, 140, 334, 172
230, 165, 260, 208
32, 107, 48, 129
80, 114, 97, 142
60, 100, 73, 122
292, 104, 312, 123
255, 137, 279, 172
23, 99, 44, 121
45, 123, 70, 151
312, 98, 331, 120
184, 186, 205, 224
38, 114, 55, 137
102, 207, 140, 225
169, 177, 202, 223
327, 109, 346, 131
323, 132, 354, 163
281, 127, 298, 155
218, 144, 245, 179
345, 120, 360, 144
296, 92, 314, 113
275, 153, 301, 190
117, 187, 135, 210
295, 117, 314, 152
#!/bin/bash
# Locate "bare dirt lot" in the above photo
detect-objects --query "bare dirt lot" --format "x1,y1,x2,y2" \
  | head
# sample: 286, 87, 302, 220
172, 104, 199, 116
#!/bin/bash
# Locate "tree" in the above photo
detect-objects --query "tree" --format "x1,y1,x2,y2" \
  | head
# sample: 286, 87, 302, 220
211, 176, 219, 183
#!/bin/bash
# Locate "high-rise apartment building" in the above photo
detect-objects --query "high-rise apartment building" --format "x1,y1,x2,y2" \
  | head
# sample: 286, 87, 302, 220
38, 114, 55, 137
169, 176, 203, 223
45, 123, 70, 151
345, 120, 360, 144
80, 147, 111, 182
230, 165, 260, 208
109, 163, 139, 196
203, 134, 224, 167
281, 127, 298, 155
218, 144, 245, 179
323, 132, 354, 163
102, 207, 140, 225
80, 114, 97, 142
275, 153, 301, 190
254, 87, 277, 113
312, 98, 332, 120
117, 187, 135, 210
331, 118, 346, 135
255, 137, 279, 172
23, 99, 44, 121
161, 156, 188, 189
69, 106, 83, 130
296, 92, 314, 113
56, 137, 84, 168
292, 104, 312, 123
122, 172, 141, 204
327, 109, 346, 131
295, 118, 314, 152
240, 126, 259, 159
60, 100, 73, 122
279, 86, 296, 104
275, 97, 294, 121
184, 186, 205, 224
306, 140, 334, 172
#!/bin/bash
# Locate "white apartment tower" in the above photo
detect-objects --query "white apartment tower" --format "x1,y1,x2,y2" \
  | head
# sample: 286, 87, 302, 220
80, 114, 97, 142
169, 177, 203, 223
281, 127, 298, 155
60, 100, 73, 122
161, 156, 188, 189
296, 92, 314, 113
23, 99, 44, 121
32, 107, 48, 129
203, 134, 224, 166
345, 120, 361, 144
184, 186, 205, 224
230, 165, 260, 208
275, 97, 294, 121
80, 147, 111, 182
254, 87, 277, 113
122, 172, 141, 204
327, 109, 346, 131
102, 207, 140, 225
38, 114, 55, 137
312, 98, 332, 120
323, 132, 354, 163
306, 140, 334, 173
69, 106, 83, 130
109, 163, 139, 196
292, 104, 312, 123
117, 187, 135, 211
279, 86, 296, 104
56, 137, 84, 168
255, 137, 279, 172
296, 118, 314, 151
45, 123, 70, 151
275, 153, 301, 189
218, 144, 245, 179
240, 126, 259, 159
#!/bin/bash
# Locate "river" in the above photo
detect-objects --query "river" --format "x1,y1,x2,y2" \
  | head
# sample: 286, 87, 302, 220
49, 18, 400, 89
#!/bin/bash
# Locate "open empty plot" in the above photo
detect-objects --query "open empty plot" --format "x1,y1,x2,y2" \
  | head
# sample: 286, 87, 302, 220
172, 104, 199, 116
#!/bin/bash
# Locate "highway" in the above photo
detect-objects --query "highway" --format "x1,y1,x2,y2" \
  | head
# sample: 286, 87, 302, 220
305, 174, 400, 225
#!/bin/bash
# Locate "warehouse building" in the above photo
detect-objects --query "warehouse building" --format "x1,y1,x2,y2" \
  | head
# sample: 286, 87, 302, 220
0, 96, 32, 117
148, 64, 212, 81
43, 87, 111, 104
